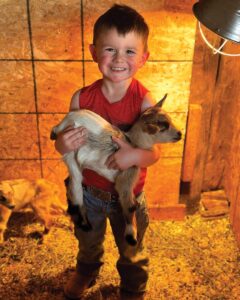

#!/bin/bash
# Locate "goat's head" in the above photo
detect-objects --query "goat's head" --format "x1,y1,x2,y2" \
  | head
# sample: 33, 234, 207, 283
140, 94, 182, 143
0, 183, 15, 209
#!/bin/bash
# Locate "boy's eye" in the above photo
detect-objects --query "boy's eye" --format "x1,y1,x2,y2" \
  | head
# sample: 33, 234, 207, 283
126, 49, 136, 55
105, 48, 116, 53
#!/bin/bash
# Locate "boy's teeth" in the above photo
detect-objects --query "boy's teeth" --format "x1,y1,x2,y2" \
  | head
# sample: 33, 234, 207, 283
112, 67, 125, 71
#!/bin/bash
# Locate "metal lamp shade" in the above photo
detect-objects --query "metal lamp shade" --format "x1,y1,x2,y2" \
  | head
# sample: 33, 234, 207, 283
193, 0, 240, 43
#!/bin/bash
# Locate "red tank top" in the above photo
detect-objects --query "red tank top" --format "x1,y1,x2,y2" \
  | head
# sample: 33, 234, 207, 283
79, 78, 149, 195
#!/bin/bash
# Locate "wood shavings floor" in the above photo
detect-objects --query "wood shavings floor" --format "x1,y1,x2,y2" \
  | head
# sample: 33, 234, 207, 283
0, 212, 240, 300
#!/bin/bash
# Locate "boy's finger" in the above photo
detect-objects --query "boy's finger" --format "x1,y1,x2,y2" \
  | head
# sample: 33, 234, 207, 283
64, 127, 87, 138
112, 136, 128, 148
62, 125, 74, 132
105, 154, 119, 170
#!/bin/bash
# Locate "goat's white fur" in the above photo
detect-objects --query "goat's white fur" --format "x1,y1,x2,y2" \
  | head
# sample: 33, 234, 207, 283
51, 95, 181, 246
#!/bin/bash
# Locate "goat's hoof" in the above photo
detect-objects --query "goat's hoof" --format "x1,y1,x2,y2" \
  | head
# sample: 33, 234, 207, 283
67, 204, 79, 216
125, 234, 137, 246
128, 205, 137, 213
79, 222, 92, 232
43, 227, 50, 234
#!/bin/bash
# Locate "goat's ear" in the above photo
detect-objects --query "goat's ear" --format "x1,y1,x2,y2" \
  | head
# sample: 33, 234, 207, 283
155, 93, 168, 108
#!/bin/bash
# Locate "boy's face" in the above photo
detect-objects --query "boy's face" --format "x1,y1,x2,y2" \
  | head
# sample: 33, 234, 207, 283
89, 28, 149, 83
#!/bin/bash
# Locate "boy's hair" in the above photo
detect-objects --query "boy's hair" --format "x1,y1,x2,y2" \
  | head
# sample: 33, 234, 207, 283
93, 4, 149, 51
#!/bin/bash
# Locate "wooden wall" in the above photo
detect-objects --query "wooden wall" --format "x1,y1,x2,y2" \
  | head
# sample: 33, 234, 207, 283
184, 25, 240, 243
0, 0, 196, 219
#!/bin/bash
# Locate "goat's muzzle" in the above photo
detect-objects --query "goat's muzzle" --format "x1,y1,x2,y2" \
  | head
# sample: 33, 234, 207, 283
175, 131, 182, 141
0, 196, 15, 210
50, 131, 57, 140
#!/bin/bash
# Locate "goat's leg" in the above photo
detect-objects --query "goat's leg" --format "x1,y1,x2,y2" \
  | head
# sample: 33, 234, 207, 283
64, 153, 92, 231
0, 206, 11, 243
115, 167, 139, 246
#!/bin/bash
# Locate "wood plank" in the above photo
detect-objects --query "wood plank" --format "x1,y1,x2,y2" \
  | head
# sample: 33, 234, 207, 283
181, 104, 202, 182
149, 204, 186, 221
202, 44, 240, 190
221, 45, 240, 232
187, 24, 221, 201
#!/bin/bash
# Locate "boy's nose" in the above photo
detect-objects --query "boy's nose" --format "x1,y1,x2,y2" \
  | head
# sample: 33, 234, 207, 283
114, 51, 124, 61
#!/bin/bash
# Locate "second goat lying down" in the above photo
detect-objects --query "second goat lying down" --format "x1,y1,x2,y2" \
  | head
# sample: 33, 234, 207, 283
51, 94, 181, 246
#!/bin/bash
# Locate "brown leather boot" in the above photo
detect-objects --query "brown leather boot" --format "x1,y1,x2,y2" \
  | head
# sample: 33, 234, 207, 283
64, 271, 96, 299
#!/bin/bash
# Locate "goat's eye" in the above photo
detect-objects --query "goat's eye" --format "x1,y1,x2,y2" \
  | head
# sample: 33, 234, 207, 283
158, 121, 169, 131
159, 127, 166, 132
0, 196, 7, 202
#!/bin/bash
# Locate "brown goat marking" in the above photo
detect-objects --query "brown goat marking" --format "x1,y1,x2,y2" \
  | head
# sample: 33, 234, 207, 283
142, 123, 159, 135
141, 107, 170, 135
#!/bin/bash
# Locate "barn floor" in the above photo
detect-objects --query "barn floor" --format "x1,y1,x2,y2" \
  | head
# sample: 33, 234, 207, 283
0, 212, 240, 300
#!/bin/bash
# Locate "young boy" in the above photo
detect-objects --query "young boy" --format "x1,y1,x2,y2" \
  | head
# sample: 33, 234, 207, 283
55, 4, 160, 300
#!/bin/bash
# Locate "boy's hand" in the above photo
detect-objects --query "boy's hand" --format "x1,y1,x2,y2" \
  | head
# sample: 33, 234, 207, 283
55, 126, 88, 155
105, 136, 137, 170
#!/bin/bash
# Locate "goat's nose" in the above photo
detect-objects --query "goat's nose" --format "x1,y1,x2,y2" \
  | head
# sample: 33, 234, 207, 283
177, 131, 182, 139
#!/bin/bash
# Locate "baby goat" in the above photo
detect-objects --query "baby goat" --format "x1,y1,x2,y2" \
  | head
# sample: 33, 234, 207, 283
0, 179, 66, 243
50, 94, 181, 246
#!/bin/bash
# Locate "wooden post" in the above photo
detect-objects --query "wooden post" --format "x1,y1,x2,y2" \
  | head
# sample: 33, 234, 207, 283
186, 24, 221, 201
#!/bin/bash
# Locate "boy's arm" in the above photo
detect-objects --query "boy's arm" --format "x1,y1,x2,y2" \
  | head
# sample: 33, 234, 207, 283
54, 90, 87, 155
106, 92, 160, 170
106, 137, 160, 170
140, 92, 156, 112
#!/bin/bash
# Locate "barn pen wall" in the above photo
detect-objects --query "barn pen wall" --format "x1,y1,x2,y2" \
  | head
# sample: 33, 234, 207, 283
185, 24, 240, 245
0, 0, 196, 220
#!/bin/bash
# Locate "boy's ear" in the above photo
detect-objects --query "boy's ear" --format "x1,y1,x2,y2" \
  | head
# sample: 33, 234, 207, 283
139, 51, 150, 68
89, 44, 98, 62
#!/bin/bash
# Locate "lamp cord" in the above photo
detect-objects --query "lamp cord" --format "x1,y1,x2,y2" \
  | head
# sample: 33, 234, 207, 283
198, 22, 240, 57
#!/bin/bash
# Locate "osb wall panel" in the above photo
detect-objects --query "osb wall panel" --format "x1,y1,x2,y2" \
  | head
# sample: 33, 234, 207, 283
0, 0, 196, 213
145, 158, 182, 205
84, 41, 194, 99
35, 62, 83, 112
0, 115, 39, 159
83, 0, 196, 61
0, 1, 30, 59
42, 160, 69, 197
0, 62, 35, 113
0, 161, 42, 181
136, 62, 192, 111
39, 114, 66, 159
30, 0, 82, 60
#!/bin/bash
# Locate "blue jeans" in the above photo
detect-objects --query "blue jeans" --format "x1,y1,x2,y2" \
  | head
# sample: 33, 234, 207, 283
72, 188, 149, 293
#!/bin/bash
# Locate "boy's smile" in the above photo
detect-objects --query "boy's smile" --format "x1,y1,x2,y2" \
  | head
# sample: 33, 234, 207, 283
89, 28, 149, 83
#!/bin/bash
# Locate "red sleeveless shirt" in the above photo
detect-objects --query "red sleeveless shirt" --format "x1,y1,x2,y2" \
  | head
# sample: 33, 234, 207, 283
79, 78, 149, 195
